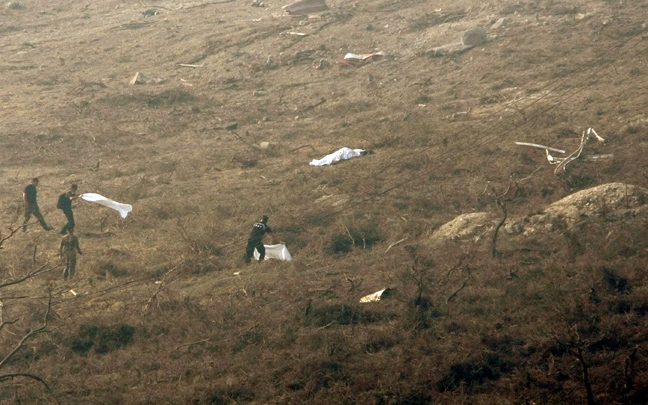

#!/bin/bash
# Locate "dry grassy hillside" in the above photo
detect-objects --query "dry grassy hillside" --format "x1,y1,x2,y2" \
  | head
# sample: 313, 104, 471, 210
2, 0, 648, 403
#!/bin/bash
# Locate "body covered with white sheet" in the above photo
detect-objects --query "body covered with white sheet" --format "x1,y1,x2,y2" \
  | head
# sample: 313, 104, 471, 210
309, 147, 367, 166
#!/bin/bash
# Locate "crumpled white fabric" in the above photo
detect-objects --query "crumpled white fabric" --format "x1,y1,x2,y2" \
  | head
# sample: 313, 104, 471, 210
309, 147, 365, 166
81, 193, 133, 218
253, 244, 292, 261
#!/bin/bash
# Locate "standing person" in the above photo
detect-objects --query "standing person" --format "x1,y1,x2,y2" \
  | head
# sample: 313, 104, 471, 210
60, 227, 82, 280
244, 215, 272, 264
22, 178, 53, 232
57, 184, 79, 235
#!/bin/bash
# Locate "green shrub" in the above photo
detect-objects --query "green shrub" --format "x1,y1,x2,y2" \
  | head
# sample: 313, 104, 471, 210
70, 324, 135, 356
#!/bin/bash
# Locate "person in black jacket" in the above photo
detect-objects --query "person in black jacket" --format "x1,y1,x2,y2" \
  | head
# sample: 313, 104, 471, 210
58, 184, 79, 235
22, 178, 53, 232
244, 215, 272, 263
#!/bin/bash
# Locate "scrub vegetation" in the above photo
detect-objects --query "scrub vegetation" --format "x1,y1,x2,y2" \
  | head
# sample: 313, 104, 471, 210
1, 0, 648, 403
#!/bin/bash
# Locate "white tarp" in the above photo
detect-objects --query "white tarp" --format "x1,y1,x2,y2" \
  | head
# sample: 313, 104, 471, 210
80, 193, 133, 218
253, 244, 292, 261
309, 147, 366, 166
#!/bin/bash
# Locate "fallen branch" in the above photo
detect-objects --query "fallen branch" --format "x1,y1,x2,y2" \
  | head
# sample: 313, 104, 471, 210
515, 142, 565, 154
0, 373, 60, 404
175, 338, 211, 351
184, 0, 237, 9
290, 144, 316, 152
385, 237, 408, 253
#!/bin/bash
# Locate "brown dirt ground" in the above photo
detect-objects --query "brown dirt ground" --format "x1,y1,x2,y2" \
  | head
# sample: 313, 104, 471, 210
2, 0, 648, 403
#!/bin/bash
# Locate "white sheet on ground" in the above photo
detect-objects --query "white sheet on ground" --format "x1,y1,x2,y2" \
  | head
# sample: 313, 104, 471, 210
309, 147, 365, 166
81, 193, 133, 218
253, 244, 292, 261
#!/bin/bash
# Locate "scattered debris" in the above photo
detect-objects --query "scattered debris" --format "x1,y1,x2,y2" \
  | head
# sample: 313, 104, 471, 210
129, 71, 148, 85
178, 63, 204, 68
309, 147, 372, 166
491, 17, 507, 30
285, 31, 308, 36
129, 72, 164, 85
360, 288, 391, 303
70, 289, 78, 296
282, 0, 327, 15
224, 122, 238, 131
251, 1, 265, 7
516, 128, 609, 174
337, 51, 385, 66
253, 244, 292, 261
80, 193, 133, 218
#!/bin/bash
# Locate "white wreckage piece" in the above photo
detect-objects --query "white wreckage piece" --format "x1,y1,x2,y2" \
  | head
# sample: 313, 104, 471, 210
253, 244, 292, 261
359, 288, 390, 303
516, 128, 610, 175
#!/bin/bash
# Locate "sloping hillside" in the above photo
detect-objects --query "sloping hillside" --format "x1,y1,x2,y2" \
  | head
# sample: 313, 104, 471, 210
1, 0, 648, 403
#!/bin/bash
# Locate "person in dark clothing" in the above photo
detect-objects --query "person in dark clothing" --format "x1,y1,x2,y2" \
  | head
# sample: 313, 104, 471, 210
60, 226, 82, 280
244, 215, 272, 263
58, 184, 79, 235
22, 178, 53, 232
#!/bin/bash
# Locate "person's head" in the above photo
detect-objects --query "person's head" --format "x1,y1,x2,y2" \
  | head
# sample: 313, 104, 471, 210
71, 184, 78, 192
31, 178, 39, 186
262, 215, 269, 223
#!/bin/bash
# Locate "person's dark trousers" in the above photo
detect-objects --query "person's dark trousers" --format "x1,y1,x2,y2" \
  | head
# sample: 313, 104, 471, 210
60, 209, 75, 235
23, 204, 50, 231
244, 240, 265, 263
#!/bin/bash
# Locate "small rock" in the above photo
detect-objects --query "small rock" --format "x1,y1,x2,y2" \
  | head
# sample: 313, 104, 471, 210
491, 17, 506, 30
251, 1, 264, 6
259, 142, 271, 149
142, 9, 158, 17
461, 27, 488, 47
6, 1, 24, 10
224, 122, 238, 131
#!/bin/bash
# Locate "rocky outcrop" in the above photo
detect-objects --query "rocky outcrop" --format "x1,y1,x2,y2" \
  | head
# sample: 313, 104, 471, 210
430, 183, 648, 243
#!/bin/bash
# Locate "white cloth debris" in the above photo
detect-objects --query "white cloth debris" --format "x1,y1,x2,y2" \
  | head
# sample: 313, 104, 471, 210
309, 147, 366, 166
80, 193, 133, 218
360, 288, 388, 303
253, 244, 292, 261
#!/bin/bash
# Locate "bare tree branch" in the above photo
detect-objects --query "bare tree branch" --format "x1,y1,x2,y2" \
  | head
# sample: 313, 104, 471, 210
0, 292, 52, 369
0, 264, 51, 290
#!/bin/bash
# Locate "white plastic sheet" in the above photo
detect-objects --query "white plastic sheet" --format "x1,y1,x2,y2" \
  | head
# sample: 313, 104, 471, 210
309, 147, 366, 166
80, 193, 133, 218
253, 244, 292, 261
